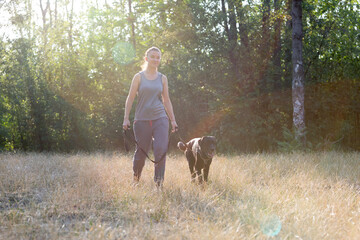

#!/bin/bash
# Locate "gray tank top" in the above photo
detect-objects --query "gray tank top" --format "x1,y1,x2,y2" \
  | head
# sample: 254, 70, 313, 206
134, 71, 168, 121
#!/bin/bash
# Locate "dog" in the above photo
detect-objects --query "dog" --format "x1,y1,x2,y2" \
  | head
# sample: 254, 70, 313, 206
177, 136, 216, 183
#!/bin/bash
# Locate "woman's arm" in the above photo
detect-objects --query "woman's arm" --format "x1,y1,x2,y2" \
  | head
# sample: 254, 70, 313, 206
123, 73, 140, 130
162, 75, 178, 132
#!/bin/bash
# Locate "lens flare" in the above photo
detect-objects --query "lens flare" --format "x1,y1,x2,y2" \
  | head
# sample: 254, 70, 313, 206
260, 214, 282, 237
112, 42, 136, 65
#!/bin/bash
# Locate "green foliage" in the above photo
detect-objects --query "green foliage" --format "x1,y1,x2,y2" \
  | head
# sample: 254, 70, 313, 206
277, 127, 307, 152
0, 0, 359, 152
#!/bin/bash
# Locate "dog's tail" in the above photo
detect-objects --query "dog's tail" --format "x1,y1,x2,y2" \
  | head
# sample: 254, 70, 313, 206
177, 141, 187, 151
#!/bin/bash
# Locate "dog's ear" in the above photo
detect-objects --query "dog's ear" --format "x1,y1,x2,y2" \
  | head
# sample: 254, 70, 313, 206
198, 137, 204, 147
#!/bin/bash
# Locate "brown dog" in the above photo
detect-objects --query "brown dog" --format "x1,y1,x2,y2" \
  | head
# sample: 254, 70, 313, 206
178, 136, 216, 183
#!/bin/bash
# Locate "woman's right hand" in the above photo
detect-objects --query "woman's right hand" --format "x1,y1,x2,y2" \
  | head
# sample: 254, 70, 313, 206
123, 119, 131, 130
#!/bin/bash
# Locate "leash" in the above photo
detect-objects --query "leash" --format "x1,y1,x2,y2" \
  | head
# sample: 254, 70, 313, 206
123, 127, 175, 164
175, 130, 190, 150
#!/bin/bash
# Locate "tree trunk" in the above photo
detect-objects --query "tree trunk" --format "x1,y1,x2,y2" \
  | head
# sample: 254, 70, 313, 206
39, 0, 49, 45
128, 0, 136, 49
55, 0, 57, 24
234, 0, 252, 91
235, 1, 249, 49
221, 0, 240, 82
273, 0, 282, 90
26, 0, 33, 39
261, 0, 271, 52
292, 0, 306, 144
69, 0, 74, 50
284, 0, 292, 89
221, 0, 230, 39
259, 0, 271, 93
23, 52, 45, 151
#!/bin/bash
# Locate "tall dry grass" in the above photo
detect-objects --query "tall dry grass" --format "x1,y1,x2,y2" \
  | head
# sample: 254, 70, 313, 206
0, 151, 359, 239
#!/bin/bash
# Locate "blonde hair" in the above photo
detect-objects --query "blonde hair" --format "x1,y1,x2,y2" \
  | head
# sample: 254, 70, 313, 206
141, 46, 161, 71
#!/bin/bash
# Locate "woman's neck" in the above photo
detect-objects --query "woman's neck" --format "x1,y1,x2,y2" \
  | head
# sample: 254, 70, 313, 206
145, 66, 157, 74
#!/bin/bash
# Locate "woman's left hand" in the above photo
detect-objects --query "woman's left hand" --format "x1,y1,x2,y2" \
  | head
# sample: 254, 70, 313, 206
171, 120, 178, 133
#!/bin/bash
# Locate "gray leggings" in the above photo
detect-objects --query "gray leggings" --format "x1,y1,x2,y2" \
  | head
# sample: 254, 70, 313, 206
133, 117, 169, 184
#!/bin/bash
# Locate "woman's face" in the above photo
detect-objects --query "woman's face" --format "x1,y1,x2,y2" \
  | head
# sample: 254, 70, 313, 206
146, 50, 161, 68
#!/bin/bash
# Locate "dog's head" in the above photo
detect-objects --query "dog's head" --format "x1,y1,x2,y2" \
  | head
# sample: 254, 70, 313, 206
199, 136, 216, 158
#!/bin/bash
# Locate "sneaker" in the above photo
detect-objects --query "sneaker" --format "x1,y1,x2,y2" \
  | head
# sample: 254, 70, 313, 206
131, 175, 140, 187
155, 181, 163, 192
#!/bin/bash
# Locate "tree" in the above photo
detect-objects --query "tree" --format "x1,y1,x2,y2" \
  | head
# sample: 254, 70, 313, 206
292, 0, 306, 144
1, 0, 359, 152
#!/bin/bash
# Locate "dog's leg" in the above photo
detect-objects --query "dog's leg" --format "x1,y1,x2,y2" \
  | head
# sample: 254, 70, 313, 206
203, 164, 210, 182
195, 166, 203, 184
186, 150, 196, 182
196, 169, 203, 183
195, 153, 204, 184
189, 163, 196, 182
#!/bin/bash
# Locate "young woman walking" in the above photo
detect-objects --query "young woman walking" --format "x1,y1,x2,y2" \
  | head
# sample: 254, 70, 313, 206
123, 47, 178, 188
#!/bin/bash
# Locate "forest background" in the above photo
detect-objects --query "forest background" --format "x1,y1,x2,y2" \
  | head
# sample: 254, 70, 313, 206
1, 0, 359, 153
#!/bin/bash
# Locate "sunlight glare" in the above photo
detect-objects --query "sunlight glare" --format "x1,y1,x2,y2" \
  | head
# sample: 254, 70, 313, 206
260, 214, 282, 237
112, 41, 136, 65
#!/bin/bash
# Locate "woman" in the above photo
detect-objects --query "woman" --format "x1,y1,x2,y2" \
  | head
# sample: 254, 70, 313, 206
123, 46, 178, 188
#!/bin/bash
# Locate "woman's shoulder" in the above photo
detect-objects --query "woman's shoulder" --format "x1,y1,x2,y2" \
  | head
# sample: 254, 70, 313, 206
132, 72, 142, 84
159, 72, 167, 80
135, 71, 143, 77
160, 73, 168, 85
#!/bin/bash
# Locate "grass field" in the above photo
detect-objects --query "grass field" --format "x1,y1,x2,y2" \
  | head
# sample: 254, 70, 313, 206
0, 151, 359, 239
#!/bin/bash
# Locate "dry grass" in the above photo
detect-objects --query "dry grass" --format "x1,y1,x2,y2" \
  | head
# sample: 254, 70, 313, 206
1, 151, 360, 239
